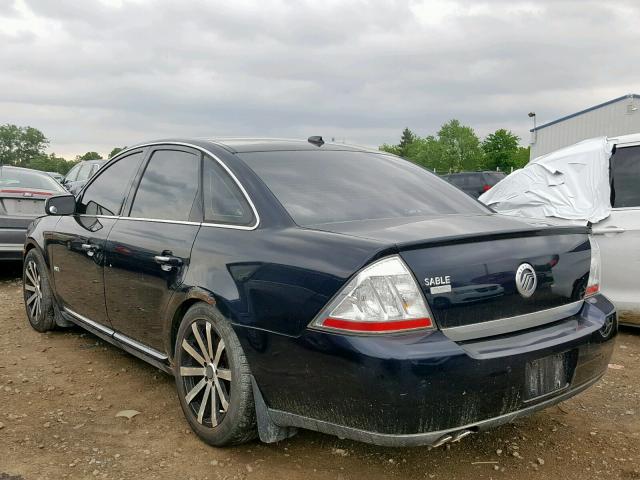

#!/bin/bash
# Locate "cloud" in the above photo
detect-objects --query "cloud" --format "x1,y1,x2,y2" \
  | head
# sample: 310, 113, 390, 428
1, 0, 639, 157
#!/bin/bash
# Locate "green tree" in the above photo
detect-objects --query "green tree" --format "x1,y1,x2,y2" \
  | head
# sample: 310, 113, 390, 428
76, 151, 103, 161
26, 153, 77, 175
0, 124, 49, 167
437, 119, 483, 172
379, 143, 402, 155
513, 146, 530, 169
108, 146, 126, 158
481, 129, 520, 171
405, 136, 446, 172
398, 128, 416, 157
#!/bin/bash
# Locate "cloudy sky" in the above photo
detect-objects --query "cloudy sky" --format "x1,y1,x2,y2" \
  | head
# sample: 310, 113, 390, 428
1, 0, 638, 158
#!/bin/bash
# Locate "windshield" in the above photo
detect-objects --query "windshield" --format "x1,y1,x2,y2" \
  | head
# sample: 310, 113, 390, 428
0, 167, 66, 192
240, 150, 489, 226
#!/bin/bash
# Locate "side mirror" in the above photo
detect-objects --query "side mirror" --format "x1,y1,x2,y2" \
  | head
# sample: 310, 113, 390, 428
45, 194, 76, 216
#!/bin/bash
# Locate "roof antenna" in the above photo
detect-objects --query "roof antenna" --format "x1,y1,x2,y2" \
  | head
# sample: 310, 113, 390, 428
307, 136, 324, 147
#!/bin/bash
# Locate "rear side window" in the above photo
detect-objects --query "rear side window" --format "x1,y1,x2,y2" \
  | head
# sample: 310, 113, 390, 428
65, 164, 81, 182
611, 146, 640, 208
240, 151, 488, 226
78, 152, 144, 216
76, 163, 93, 182
203, 156, 255, 226
129, 149, 200, 222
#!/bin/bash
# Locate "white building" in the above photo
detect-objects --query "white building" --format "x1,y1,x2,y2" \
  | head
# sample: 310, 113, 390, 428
530, 93, 640, 159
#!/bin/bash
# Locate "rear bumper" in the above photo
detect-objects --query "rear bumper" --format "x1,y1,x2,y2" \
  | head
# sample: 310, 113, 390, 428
266, 372, 603, 447
239, 294, 616, 445
0, 228, 27, 261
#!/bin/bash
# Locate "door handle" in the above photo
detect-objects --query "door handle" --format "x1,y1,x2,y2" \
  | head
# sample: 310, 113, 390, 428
81, 243, 101, 257
592, 226, 626, 235
154, 254, 183, 272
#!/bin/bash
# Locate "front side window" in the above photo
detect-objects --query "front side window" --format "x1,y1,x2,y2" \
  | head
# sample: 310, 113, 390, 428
78, 152, 144, 216
129, 149, 200, 222
203, 156, 254, 226
240, 150, 488, 226
611, 146, 640, 208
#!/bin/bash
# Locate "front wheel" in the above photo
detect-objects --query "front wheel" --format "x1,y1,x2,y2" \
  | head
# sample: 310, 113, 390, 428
23, 249, 56, 332
174, 303, 257, 446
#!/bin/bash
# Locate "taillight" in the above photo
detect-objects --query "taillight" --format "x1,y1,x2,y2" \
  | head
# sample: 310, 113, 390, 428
585, 236, 601, 297
310, 255, 434, 334
482, 184, 492, 192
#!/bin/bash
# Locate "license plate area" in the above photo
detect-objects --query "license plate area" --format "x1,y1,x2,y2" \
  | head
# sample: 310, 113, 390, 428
525, 352, 572, 401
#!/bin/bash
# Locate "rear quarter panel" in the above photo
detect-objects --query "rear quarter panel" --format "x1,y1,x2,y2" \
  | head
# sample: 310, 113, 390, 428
168, 226, 389, 353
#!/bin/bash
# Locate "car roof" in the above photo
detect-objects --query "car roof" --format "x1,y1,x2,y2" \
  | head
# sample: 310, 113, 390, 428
126, 137, 382, 155
0, 165, 51, 175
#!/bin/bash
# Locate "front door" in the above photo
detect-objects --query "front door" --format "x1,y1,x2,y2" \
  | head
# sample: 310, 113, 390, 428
49, 150, 145, 325
593, 144, 640, 323
104, 146, 201, 351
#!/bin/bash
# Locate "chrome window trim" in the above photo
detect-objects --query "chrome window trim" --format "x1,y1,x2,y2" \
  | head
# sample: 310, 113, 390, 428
106, 141, 260, 230
440, 300, 584, 342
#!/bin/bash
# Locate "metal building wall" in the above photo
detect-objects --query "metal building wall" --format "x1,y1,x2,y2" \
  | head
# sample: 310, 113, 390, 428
530, 95, 640, 159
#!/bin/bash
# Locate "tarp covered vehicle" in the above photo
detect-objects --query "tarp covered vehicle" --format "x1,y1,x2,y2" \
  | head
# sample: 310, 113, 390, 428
480, 134, 640, 325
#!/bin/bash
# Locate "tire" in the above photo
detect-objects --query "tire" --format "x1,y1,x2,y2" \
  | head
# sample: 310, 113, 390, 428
23, 249, 56, 333
174, 302, 257, 446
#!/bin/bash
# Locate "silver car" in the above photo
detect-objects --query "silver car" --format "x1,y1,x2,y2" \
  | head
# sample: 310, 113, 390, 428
592, 134, 640, 326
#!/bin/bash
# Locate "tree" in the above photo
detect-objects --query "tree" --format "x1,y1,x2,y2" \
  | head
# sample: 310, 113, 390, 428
481, 129, 521, 172
76, 151, 103, 161
398, 128, 416, 157
405, 136, 446, 172
26, 153, 77, 175
437, 120, 483, 171
513, 146, 530, 169
379, 143, 402, 155
109, 146, 126, 158
0, 124, 49, 167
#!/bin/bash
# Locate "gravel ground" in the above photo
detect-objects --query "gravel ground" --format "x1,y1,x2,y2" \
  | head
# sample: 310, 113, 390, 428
1, 262, 639, 480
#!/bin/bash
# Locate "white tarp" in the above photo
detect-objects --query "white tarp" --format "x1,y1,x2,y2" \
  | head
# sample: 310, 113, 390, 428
479, 136, 613, 225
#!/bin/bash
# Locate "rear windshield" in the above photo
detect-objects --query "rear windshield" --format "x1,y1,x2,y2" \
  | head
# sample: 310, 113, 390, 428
239, 150, 488, 226
484, 172, 506, 184
0, 168, 65, 192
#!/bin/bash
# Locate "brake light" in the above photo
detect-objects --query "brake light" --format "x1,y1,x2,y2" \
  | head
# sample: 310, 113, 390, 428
585, 237, 601, 297
310, 255, 434, 334
482, 184, 492, 192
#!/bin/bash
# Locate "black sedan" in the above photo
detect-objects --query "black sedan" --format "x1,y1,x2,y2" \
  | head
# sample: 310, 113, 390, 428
0, 165, 66, 261
23, 137, 616, 447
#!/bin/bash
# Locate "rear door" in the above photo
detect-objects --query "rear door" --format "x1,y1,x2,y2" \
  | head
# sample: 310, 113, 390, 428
593, 144, 640, 320
49, 150, 146, 325
104, 146, 201, 350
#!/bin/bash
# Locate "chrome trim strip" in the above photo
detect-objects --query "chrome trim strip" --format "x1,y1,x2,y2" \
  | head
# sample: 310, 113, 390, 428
107, 141, 260, 230
440, 300, 584, 342
113, 332, 168, 361
117, 216, 201, 226
64, 307, 168, 361
63, 307, 114, 336
0, 243, 23, 252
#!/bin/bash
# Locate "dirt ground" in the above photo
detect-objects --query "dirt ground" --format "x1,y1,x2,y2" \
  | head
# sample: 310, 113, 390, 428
1, 262, 639, 480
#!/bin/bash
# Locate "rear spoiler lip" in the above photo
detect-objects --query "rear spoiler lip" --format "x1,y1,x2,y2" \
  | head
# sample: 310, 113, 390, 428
395, 225, 591, 252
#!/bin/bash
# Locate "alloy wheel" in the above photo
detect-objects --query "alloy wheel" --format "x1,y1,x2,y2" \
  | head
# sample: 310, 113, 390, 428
180, 320, 232, 427
24, 260, 43, 321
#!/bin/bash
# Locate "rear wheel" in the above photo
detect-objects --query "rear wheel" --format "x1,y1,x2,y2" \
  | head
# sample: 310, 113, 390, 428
23, 249, 56, 332
174, 303, 257, 446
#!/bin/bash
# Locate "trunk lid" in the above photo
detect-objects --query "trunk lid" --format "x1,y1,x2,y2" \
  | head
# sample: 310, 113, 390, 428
0, 188, 52, 217
310, 214, 591, 332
